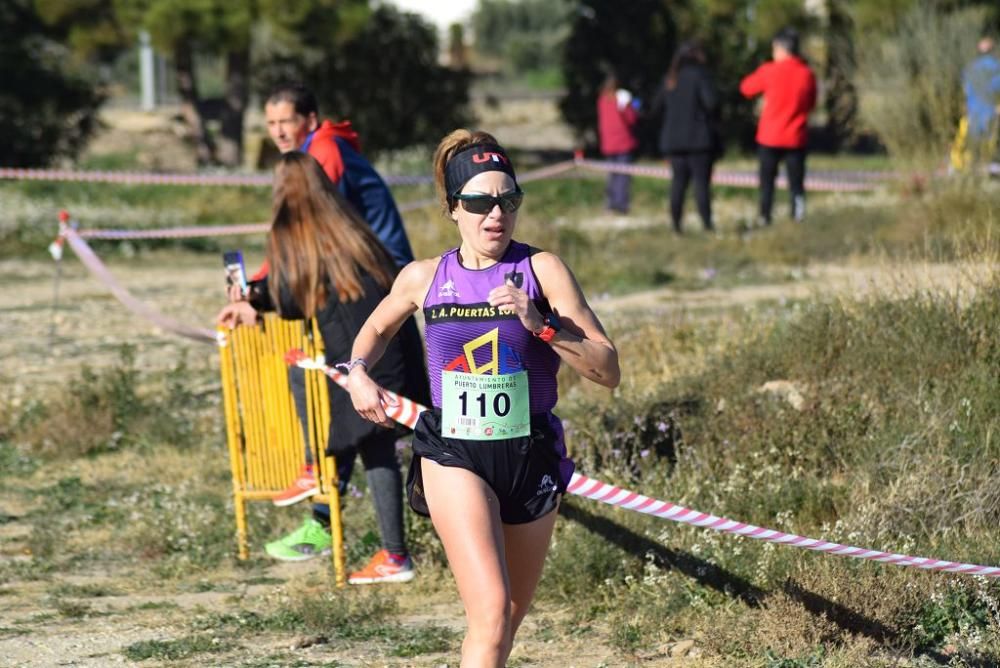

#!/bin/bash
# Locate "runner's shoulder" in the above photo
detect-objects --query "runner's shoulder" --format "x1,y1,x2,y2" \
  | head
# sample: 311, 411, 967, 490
527, 249, 570, 278
394, 257, 441, 295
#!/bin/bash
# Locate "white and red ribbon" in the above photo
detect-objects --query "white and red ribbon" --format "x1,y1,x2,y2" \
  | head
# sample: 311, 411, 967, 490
285, 350, 1000, 579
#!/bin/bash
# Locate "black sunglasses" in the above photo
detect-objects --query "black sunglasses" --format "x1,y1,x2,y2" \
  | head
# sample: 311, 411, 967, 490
452, 189, 524, 215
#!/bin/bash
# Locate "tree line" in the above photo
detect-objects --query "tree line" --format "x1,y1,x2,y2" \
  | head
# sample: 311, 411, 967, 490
1, 0, 997, 168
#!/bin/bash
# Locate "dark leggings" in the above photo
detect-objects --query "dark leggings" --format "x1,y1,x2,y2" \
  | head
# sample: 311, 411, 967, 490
289, 366, 407, 556
758, 146, 806, 223
313, 434, 407, 556
669, 152, 714, 231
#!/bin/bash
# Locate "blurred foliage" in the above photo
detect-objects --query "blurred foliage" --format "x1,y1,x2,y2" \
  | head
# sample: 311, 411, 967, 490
559, 0, 677, 152
0, 0, 105, 167
30, 1, 469, 165
472, 0, 572, 78
11, 0, 1000, 167
255, 4, 472, 157
556, 0, 997, 155
855, 2, 993, 169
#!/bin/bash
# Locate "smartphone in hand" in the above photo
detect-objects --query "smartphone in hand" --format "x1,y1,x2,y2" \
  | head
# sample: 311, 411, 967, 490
223, 250, 248, 298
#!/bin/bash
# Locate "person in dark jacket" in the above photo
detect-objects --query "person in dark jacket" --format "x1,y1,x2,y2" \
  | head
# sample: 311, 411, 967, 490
653, 40, 720, 233
217, 152, 430, 584
740, 28, 817, 225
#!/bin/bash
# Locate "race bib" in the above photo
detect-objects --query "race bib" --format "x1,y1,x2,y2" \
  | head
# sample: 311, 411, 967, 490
440, 370, 530, 440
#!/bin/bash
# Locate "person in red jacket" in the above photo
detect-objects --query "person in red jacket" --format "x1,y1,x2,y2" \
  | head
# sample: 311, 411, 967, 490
740, 28, 817, 225
596, 72, 639, 214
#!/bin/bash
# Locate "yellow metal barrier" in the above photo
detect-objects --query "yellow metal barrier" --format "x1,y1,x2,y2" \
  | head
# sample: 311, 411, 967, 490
951, 116, 970, 172
951, 116, 1000, 172
217, 314, 346, 586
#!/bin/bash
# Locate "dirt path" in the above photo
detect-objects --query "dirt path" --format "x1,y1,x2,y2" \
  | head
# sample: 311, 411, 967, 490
1, 252, 994, 667
1, 254, 991, 389
594, 260, 994, 316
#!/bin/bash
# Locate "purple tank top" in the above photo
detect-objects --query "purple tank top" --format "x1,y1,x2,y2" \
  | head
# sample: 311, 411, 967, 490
423, 241, 560, 412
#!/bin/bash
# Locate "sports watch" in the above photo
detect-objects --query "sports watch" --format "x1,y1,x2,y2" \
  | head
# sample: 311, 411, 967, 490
532, 313, 561, 343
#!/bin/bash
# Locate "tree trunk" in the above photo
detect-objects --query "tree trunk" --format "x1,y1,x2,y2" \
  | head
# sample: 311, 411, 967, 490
824, 1, 858, 151
217, 47, 250, 168
173, 42, 216, 166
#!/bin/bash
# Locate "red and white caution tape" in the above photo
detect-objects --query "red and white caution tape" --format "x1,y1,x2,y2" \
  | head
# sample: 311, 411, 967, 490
0, 167, 431, 187
1, 161, 894, 190
573, 158, 884, 193
76, 223, 271, 240
59, 222, 216, 343
520, 160, 579, 183
2, 161, 572, 190
567, 476, 1000, 577
62, 161, 578, 243
283, 350, 424, 428
284, 348, 1000, 579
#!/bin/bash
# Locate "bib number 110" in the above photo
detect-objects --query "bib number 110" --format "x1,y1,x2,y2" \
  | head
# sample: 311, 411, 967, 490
458, 391, 511, 418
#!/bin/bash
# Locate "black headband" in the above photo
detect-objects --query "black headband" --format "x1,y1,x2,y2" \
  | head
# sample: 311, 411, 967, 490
444, 143, 518, 197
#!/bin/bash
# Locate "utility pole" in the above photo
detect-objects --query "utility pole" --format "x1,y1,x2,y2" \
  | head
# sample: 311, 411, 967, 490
139, 30, 155, 111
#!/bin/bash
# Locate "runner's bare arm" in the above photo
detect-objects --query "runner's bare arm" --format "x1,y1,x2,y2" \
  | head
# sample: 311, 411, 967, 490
520, 251, 620, 388
348, 258, 438, 423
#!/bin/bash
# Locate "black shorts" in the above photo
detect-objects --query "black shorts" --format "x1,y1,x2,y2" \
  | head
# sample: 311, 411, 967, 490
406, 409, 573, 525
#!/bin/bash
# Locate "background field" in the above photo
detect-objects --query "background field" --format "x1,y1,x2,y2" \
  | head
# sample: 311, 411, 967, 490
2, 101, 1000, 667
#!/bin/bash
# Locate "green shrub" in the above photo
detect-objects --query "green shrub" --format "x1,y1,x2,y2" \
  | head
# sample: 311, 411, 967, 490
122, 635, 232, 662
855, 3, 990, 169
7, 346, 216, 457
906, 582, 997, 649
544, 263, 1000, 662
193, 588, 397, 636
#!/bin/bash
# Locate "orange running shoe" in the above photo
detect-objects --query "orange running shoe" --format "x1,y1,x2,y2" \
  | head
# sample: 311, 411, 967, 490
272, 466, 318, 507
348, 549, 415, 585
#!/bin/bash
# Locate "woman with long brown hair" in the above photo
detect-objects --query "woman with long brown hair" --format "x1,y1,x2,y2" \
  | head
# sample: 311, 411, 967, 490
347, 130, 620, 665
218, 151, 429, 583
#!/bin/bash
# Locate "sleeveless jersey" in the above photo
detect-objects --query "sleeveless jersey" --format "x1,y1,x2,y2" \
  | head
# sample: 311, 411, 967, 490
423, 241, 560, 413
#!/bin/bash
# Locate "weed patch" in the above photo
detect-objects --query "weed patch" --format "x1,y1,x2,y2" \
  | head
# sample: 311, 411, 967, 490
542, 264, 1000, 663
122, 634, 233, 662
127, 600, 180, 612
54, 599, 96, 619
192, 588, 397, 636
181, 587, 454, 657
236, 656, 344, 668
7, 346, 212, 458
764, 646, 827, 667
905, 581, 999, 650
0, 442, 38, 483
49, 582, 124, 598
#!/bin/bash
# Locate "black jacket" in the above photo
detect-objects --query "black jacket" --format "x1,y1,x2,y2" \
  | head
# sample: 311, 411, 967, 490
251, 270, 431, 456
654, 64, 721, 156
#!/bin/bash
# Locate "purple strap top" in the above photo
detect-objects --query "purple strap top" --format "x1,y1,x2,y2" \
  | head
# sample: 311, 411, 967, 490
423, 241, 560, 413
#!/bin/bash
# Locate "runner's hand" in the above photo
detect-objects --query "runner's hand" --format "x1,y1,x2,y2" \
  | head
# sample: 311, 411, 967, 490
488, 279, 544, 333
347, 368, 394, 427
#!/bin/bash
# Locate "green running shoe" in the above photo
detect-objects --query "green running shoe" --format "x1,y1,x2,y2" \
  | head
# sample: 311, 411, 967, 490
265, 517, 332, 562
